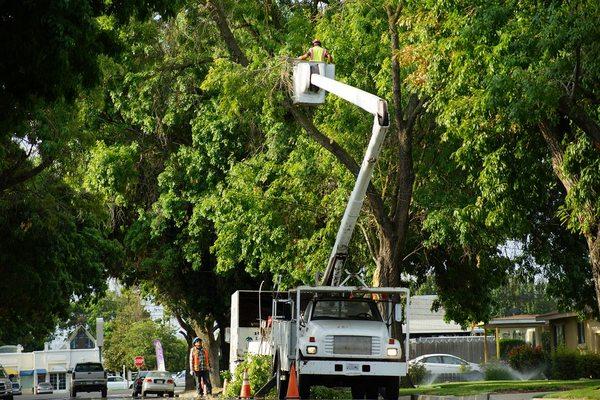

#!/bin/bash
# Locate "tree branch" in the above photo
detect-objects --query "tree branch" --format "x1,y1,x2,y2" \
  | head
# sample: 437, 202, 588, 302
559, 97, 600, 150
0, 157, 54, 192
206, 0, 249, 67
287, 103, 393, 236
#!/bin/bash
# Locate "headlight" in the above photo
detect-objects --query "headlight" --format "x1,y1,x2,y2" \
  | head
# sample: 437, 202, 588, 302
306, 346, 318, 354
387, 348, 398, 356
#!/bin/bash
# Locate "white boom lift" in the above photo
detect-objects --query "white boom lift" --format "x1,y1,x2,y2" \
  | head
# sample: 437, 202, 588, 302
293, 62, 389, 286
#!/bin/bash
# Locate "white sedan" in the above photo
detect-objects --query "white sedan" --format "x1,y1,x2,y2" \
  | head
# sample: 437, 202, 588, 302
107, 375, 129, 390
410, 354, 483, 377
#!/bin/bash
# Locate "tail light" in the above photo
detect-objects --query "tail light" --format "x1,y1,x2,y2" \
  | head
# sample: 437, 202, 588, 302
167, 379, 174, 384
144, 378, 152, 382
309, 337, 316, 342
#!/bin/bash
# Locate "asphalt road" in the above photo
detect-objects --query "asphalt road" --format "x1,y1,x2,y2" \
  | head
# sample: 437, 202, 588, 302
18, 388, 186, 400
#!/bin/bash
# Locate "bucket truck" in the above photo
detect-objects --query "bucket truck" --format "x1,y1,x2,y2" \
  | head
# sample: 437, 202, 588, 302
230, 61, 410, 399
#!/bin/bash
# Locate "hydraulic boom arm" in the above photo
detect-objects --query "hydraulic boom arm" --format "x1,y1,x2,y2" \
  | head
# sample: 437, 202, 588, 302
293, 63, 390, 286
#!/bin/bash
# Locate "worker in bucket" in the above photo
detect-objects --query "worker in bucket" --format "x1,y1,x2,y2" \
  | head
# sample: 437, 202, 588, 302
299, 39, 334, 63
189, 337, 212, 397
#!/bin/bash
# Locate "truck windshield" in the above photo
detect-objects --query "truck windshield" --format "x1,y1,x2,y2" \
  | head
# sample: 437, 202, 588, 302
311, 299, 382, 321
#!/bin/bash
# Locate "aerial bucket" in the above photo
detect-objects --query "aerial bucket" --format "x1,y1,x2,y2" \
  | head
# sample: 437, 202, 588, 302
292, 61, 335, 105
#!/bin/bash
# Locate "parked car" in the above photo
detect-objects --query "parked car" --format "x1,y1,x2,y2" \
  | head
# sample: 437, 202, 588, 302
10, 383, 21, 396
140, 371, 174, 398
70, 362, 108, 397
36, 382, 53, 395
409, 354, 483, 378
172, 371, 185, 388
0, 366, 14, 400
131, 371, 149, 397
107, 375, 129, 390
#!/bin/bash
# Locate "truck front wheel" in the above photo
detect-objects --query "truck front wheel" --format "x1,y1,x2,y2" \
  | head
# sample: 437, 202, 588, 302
383, 378, 399, 400
297, 375, 310, 400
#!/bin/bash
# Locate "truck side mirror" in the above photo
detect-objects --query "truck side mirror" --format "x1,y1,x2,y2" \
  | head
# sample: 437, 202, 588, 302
394, 303, 403, 322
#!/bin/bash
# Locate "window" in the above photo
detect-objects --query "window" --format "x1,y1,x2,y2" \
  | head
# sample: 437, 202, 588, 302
423, 356, 443, 364
311, 299, 382, 321
75, 363, 104, 372
49, 373, 66, 390
442, 356, 465, 365
577, 321, 586, 344
553, 324, 565, 348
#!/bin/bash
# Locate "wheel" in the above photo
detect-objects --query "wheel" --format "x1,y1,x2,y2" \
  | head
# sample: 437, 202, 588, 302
383, 378, 399, 400
351, 385, 365, 399
298, 375, 310, 400
365, 386, 378, 400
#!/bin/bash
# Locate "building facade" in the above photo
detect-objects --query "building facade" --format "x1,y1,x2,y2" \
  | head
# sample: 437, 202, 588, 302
0, 326, 100, 394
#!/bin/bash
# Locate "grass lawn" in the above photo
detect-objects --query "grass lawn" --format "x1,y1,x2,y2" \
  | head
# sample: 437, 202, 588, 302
398, 380, 600, 397
544, 385, 600, 399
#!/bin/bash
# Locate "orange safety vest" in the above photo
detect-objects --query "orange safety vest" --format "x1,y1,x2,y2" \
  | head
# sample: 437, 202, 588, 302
191, 347, 210, 371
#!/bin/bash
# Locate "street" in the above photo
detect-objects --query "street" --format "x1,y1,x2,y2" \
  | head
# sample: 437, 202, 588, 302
17, 389, 186, 400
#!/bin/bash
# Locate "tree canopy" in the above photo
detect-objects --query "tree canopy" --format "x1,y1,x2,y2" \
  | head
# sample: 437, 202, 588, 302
2, 0, 600, 353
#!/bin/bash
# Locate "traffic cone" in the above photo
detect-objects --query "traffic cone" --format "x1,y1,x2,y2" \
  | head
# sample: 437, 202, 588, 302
285, 363, 300, 400
239, 369, 252, 399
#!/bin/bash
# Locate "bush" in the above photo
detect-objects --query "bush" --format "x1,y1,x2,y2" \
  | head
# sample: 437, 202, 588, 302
484, 362, 515, 381
311, 386, 351, 399
499, 339, 526, 359
407, 363, 428, 386
224, 354, 273, 398
508, 344, 544, 371
550, 347, 580, 380
578, 353, 600, 379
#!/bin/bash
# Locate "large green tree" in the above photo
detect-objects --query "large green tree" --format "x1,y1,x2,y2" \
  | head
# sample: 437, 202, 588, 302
404, 0, 600, 313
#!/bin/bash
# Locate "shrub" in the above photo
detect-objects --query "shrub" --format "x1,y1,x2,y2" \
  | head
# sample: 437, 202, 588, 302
499, 339, 526, 359
550, 347, 579, 380
578, 353, 600, 379
407, 363, 428, 386
311, 386, 351, 399
507, 344, 544, 371
484, 362, 515, 381
224, 354, 273, 398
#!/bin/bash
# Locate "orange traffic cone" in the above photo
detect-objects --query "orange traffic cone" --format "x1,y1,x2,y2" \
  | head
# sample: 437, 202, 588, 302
285, 363, 300, 400
239, 369, 252, 399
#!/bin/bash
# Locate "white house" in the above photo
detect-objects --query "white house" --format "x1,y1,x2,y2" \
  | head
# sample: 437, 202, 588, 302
0, 326, 100, 394
409, 295, 472, 337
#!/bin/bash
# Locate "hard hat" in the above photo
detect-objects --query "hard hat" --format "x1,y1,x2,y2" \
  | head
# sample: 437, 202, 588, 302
312, 39, 321, 45
193, 337, 201, 343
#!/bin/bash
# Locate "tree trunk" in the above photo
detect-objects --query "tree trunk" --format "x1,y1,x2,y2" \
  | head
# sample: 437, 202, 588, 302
540, 120, 600, 314
194, 321, 222, 389
585, 231, 600, 313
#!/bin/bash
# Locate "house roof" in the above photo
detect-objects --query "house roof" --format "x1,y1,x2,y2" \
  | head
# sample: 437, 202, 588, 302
408, 295, 469, 334
61, 325, 96, 350
485, 311, 581, 329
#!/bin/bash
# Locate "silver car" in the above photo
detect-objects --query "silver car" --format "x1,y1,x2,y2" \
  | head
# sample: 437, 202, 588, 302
141, 371, 174, 398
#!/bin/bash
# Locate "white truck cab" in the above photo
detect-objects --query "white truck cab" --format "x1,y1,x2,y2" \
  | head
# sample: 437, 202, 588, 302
271, 285, 409, 400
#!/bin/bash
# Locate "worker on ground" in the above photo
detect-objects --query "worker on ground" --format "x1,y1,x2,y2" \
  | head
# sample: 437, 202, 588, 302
299, 39, 334, 63
189, 337, 212, 397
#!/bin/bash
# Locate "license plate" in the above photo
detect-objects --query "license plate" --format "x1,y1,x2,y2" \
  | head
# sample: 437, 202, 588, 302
346, 363, 360, 372
155, 380, 164, 384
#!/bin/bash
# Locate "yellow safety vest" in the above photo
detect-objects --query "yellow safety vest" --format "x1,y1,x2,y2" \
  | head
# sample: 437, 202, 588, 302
311, 46, 325, 62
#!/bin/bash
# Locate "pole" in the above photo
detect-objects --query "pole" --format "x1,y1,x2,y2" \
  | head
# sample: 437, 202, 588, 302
495, 328, 500, 359
483, 329, 488, 364
98, 346, 102, 363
